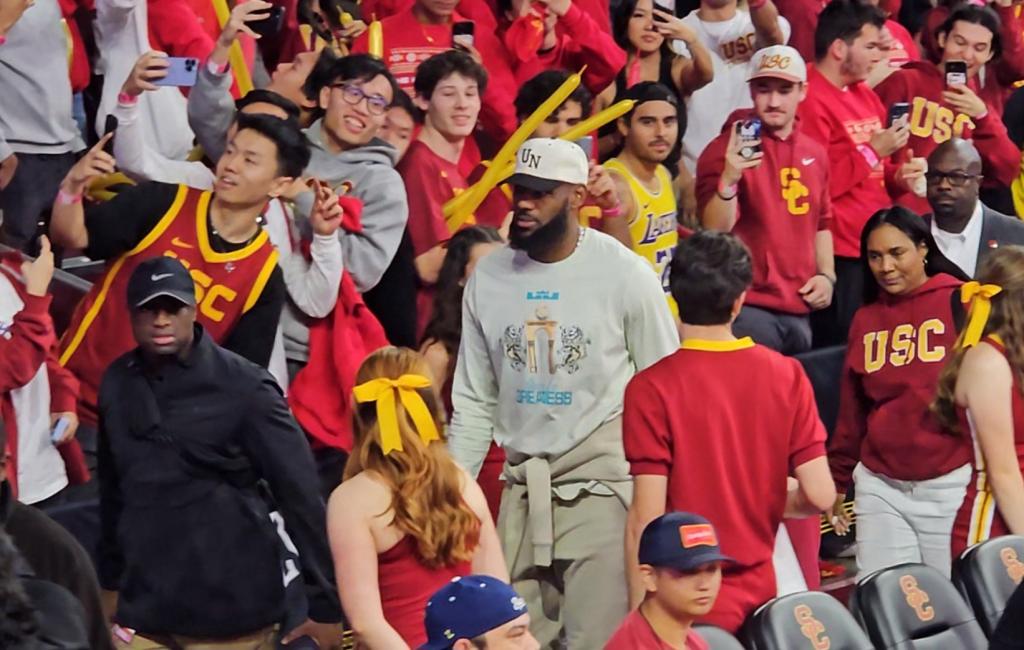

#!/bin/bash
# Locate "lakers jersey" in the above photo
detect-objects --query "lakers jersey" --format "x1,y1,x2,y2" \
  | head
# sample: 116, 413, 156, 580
603, 158, 679, 309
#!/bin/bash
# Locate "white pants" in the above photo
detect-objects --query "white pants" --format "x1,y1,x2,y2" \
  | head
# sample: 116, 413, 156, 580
852, 462, 971, 578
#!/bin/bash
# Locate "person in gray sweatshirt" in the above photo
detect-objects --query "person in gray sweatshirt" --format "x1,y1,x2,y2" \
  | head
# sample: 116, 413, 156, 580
0, 0, 84, 253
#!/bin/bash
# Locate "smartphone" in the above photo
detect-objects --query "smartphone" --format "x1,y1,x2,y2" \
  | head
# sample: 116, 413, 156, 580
452, 21, 474, 49
250, 5, 285, 38
736, 118, 762, 159
652, 2, 672, 22
102, 114, 118, 156
576, 135, 594, 159
945, 60, 967, 87
51, 416, 70, 445
887, 102, 910, 128
154, 57, 199, 87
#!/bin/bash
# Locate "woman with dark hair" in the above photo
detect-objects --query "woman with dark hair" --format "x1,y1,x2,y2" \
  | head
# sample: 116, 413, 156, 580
595, 0, 713, 163
420, 226, 504, 517
934, 246, 1024, 557
829, 206, 970, 577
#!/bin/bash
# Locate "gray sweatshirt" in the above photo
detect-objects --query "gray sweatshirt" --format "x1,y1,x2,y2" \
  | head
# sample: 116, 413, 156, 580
186, 65, 407, 292
0, 0, 83, 159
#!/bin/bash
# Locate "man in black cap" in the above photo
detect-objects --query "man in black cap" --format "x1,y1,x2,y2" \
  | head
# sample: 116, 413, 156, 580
97, 257, 343, 649
607, 512, 729, 650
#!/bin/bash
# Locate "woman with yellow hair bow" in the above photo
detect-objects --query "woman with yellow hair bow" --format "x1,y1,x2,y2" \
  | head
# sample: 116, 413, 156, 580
934, 246, 1024, 558
326, 347, 507, 649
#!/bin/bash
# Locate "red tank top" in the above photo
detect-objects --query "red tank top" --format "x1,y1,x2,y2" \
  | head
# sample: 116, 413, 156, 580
377, 536, 473, 647
952, 335, 1024, 557
59, 185, 279, 425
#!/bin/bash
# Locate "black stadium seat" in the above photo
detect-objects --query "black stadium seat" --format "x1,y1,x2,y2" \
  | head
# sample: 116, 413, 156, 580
851, 563, 987, 649
794, 345, 846, 440
743, 591, 873, 650
693, 624, 743, 649
953, 535, 1024, 637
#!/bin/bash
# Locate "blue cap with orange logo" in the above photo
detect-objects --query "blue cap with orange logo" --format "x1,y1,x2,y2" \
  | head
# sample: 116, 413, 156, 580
638, 512, 734, 571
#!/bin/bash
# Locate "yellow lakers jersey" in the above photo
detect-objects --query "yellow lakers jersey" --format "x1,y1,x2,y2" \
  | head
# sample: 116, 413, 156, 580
604, 158, 679, 309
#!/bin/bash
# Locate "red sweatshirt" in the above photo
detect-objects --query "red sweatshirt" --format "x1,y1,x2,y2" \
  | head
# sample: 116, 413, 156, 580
148, 0, 215, 63
504, 3, 625, 94
352, 8, 518, 140
885, 19, 919, 68
874, 61, 1020, 213
829, 273, 970, 491
772, 0, 828, 62
698, 109, 831, 315
361, 0, 611, 33
58, 0, 93, 92
799, 65, 898, 259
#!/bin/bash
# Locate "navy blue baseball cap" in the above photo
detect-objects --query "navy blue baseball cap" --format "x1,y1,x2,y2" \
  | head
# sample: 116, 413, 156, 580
126, 257, 196, 309
638, 512, 734, 571
419, 575, 529, 649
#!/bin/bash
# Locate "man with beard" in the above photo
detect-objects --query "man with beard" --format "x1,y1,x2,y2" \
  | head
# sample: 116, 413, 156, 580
605, 82, 682, 313
449, 138, 679, 647
925, 138, 1024, 279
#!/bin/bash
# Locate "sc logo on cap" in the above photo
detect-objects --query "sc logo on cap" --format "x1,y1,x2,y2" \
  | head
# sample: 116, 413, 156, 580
756, 53, 792, 70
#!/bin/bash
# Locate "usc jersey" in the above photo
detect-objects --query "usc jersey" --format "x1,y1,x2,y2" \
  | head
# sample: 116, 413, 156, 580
60, 185, 279, 426
604, 158, 679, 314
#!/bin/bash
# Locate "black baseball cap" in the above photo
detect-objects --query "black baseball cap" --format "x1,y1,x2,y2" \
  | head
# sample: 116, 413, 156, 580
126, 257, 196, 309
621, 81, 679, 107
638, 512, 734, 571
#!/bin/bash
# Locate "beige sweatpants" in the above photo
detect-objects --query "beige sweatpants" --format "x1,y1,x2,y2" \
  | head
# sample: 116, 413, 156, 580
498, 486, 631, 649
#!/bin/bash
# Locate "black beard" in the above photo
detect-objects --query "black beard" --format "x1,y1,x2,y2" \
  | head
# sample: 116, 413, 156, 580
509, 200, 570, 254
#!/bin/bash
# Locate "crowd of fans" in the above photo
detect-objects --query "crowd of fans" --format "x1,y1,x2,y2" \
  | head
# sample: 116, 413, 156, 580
2, 0, 1024, 645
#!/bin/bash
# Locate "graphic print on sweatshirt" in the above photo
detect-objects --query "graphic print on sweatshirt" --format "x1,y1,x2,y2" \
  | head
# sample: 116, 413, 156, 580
501, 297, 591, 407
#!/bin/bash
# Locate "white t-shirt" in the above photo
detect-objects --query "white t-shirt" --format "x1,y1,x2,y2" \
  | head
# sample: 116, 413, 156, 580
0, 274, 68, 504
448, 229, 679, 476
680, 9, 792, 171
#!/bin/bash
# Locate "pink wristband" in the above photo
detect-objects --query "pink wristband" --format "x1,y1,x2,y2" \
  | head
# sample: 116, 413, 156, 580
57, 189, 83, 205
0, 35, 7, 46
857, 144, 880, 168
117, 92, 139, 106
206, 59, 230, 75
602, 204, 623, 218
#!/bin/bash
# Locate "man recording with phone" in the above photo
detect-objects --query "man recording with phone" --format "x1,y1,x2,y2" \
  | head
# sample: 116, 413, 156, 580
699, 45, 832, 356
799, 0, 925, 344
875, 3, 1020, 215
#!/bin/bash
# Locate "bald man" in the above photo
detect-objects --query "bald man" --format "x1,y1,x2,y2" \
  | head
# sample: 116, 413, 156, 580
925, 138, 1024, 279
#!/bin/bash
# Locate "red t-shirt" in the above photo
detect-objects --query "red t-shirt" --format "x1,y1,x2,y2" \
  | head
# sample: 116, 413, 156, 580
799, 65, 895, 259
351, 8, 518, 140
623, 338, 827, 632
830, 273, 971, 490
874, 61, 1020, 213
696, 109, 832, 315
885, 19, 919, 68
604, 610, 709, 650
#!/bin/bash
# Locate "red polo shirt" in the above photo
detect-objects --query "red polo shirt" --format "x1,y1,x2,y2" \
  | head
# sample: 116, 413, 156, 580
623, 338, 827, 632
697, 110, 832, 315
605, 610, 709, 649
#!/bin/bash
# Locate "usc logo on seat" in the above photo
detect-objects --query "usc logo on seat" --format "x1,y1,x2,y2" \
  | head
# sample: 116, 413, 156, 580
899, 575, 935, 622
1000, 547, 1024, 585
793, 604, 830, 649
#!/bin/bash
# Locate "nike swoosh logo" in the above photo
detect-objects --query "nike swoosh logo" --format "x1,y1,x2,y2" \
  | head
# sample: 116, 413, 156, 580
151, 273, 174, 281
802, 158, 815, 165
171, 237, 194, 249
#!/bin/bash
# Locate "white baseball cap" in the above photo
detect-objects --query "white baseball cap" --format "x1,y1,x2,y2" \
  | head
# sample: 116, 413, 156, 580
507, 138, 589, 192
747, 45, 807, 84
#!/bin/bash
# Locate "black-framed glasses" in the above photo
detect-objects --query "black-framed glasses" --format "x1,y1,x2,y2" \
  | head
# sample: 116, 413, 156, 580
925, 171, 982, 187
331, 82, 389, 116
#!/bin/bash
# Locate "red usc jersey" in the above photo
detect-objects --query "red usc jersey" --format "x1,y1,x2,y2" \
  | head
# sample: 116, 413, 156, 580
59, 185, 279, 426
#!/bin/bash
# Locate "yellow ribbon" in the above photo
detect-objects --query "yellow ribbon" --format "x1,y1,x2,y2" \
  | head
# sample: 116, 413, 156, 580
353, 375, 440, 455
960, 281, 1003, 348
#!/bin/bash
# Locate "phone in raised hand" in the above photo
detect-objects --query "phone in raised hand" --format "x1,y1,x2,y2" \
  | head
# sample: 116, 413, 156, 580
155, 57, 199, 87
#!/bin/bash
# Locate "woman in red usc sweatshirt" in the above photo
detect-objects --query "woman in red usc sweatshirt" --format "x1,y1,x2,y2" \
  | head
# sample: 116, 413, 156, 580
874, 5, 1021, 214
934, 247, 1024, 558
829, 207, 971, 578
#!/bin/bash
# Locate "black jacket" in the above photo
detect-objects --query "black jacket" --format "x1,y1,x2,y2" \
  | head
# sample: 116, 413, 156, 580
925, 204, 1024, 280
96, 326, 341, 637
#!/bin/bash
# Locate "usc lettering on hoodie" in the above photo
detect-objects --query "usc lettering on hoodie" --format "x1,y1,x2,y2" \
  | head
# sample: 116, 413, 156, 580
829, 273, 971, 492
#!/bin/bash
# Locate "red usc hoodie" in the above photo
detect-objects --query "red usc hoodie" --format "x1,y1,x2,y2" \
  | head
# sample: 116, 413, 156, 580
697, 108, 832, 315
874, 61, 1020, 213
829, 273, 970, 491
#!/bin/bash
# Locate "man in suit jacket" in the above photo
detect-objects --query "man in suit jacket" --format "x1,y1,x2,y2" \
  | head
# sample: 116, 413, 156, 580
925, 138, 1024, 280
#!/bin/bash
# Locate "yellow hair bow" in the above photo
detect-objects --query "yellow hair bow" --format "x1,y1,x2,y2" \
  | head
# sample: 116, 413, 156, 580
960, 281, 1003, 348
353, 375, 440, 455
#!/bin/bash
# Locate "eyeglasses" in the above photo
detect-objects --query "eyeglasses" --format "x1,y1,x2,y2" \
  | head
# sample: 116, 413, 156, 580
925, 171, 982, 187
331, 83, 390, 116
